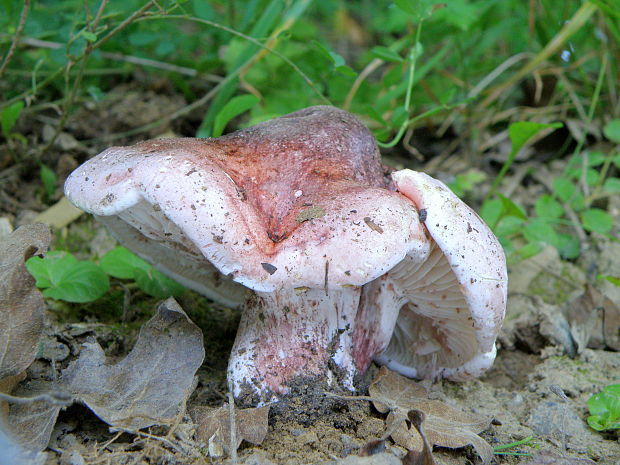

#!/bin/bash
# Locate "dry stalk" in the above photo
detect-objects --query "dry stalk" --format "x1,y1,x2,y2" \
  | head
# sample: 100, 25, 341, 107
0, 0, 30, 80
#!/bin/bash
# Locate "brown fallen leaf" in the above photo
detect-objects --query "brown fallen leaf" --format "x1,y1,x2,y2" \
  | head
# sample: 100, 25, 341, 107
191, 403, 270, 456
0, 224, 62, 455
358, 439, 386, 457
402, 410, 441, 465
0, 425, 45, 465
369, 367, 493, 465
564, 284, 620, 352
0, 224, 50, 380
62, 298, 204, 430
2, 380, 68, 452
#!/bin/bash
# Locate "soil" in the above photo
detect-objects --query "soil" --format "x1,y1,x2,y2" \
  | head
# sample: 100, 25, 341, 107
1, 86, 619, 465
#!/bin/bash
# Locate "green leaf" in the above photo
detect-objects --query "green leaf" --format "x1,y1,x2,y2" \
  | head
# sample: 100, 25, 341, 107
212, 94, 260, 138
100, 246, 149, 279
514, 242, 543, 261
553, 177, 575, 203
580, 208, 614, 234
335, 65, 357, 77
312, 40, 337, 63
498, 194, 527, 220
1, 101, 24, 138
128, 31, 157, 46
480, 197, 503, 229
603, 119, 620, 143
603, 177, 620, 194
508, 121, 563, 159
25, 251, 68, 289
598, 275, 620, 287
371, 46, 404, 62
448, 169, 486, 197
82, 31, 97, 42
534, 194, 564, 218
431, 0, 480, 31
557, 233, 581, 259
87, 85, 106, 102
39, 164, 57, 201
495, 216, 525, 238
568, 152, 607, 170
488, 121, 562, 198
523, 218, 560, 247
312, 41, 355, 76
394, 0, 435, 20
587, 384, 620, 431
26, 251, 109, 303
100, 246, 185, 298
134, 267, 185, 299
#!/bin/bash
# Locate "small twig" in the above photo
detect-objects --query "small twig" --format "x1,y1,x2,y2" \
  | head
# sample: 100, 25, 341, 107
19, 38, 220, 79
343, 58, 382, 111
98, 431, 124, 453
467, 52, 532, 100
94, 0, 158, 50
227, 376, 238, 464
0, 0, 30, 80
549, 385, 569, 451
0, 390, 72, 406
402, 126, 425, 161
110, 427, 186, 455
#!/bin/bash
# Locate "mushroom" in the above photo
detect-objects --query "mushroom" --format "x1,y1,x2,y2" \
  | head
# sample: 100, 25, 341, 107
64, 106, 507, 406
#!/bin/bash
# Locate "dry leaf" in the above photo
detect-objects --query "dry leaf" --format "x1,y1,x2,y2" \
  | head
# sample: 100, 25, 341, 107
62, 298, 204, 430
564, 284, 620, 352
369, 367, 493, 464
0, 224, 50, 380
402, 410, 441, 465
192, 403, 270, 455
0, 425, 45, 465
358, 439, 386, 456
2, 380, 66, 452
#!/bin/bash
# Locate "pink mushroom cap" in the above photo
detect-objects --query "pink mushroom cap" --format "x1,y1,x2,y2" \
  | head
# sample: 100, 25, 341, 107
65, 106, 507, 405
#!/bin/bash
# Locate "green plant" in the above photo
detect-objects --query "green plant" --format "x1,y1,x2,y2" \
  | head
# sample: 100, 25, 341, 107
26, 251, 109, 303
38, 163, 57, 204
99, 246, 185, 299
480, 119, 619, 263
493, 435, 536, 457
0, 100, 25, 143
587, 384, 620, 431
26, 247, 184, 303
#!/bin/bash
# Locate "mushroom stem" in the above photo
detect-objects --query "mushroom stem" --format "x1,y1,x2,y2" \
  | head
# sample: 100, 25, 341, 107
229, 286, 393, 406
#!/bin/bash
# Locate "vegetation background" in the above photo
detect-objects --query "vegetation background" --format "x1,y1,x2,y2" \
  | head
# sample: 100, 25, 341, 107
1, 0, 619, 265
